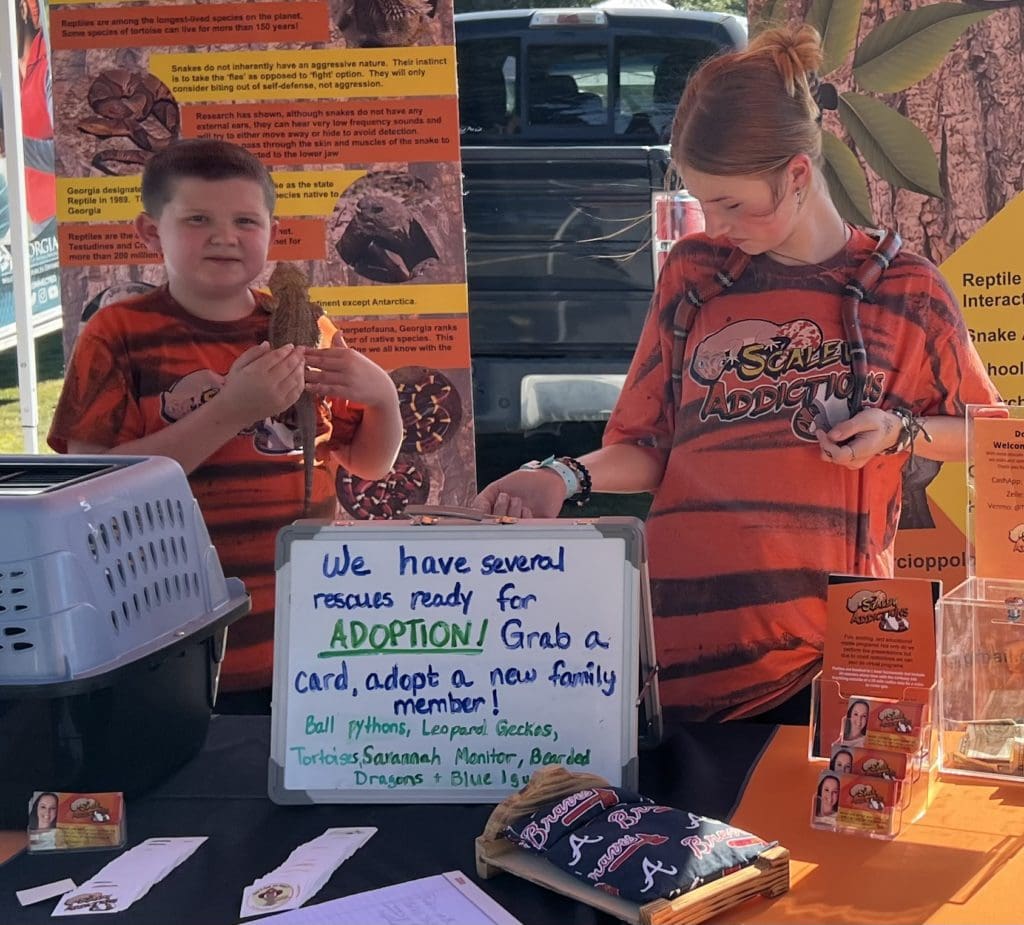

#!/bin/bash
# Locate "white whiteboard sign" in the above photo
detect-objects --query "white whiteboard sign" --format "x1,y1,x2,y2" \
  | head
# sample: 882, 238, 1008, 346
269, 519, 646, 803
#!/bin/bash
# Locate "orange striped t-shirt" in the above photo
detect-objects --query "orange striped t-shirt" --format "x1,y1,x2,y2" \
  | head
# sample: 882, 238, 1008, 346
604, 230, 1000, 721
48, 286, 362, 692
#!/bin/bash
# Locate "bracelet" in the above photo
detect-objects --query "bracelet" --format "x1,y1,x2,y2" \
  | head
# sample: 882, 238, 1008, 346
558, 456, 592, 508
519, 456, 580, 500
517, 455, 592, 507
883, 408, 932, 462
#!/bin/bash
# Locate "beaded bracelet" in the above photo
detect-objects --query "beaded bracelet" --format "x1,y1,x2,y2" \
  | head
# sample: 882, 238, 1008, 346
557, 456, 593, 508
517, 455, 593, 507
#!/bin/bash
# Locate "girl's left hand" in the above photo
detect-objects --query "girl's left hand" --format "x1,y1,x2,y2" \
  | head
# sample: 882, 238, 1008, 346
818, 407, 901, 470
304, 331, 396, 411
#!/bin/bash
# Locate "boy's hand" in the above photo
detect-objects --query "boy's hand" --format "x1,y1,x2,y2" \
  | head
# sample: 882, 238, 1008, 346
218, 341, 305, 426
304, 332, 395, 410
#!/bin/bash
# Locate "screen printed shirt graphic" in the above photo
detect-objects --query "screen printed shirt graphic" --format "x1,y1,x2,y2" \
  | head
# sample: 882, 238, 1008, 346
688, 316, 881, 441
160, 368, 310, 455
604, 230, 1000, 721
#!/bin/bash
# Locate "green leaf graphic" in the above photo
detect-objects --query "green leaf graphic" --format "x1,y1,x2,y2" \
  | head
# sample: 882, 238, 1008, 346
821, 132, 874, 226
838, 92, 942, 197
805, 0, 864, 75
853, 3, 993, 92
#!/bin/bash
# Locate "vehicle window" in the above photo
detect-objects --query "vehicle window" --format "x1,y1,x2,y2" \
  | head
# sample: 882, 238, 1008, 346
457, 38, 521, 141
456, 25, 731, 146
616, 37, 722, 143
526, 44, 609, 129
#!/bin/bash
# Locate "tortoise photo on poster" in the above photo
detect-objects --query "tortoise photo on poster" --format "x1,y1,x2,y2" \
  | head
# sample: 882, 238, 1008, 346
328, 164, 465, 287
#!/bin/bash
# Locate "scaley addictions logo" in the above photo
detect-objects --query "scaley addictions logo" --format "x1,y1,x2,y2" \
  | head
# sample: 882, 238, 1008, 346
688, 317, 884, 439
848, 782, 886, 812
845, 588, 910, 633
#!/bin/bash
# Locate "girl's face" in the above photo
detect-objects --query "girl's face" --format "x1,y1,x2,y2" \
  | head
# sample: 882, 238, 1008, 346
36, 794, 58, 828
820, 777, 839, 814
849, 702, 869, 736
680, 163, 803, 256
833, 752, 853, 775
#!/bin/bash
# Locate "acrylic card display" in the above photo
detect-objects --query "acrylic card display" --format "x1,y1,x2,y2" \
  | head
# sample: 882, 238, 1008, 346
812, 575, 939, 761
26, 792, 126, 854
828, 744, 909, 782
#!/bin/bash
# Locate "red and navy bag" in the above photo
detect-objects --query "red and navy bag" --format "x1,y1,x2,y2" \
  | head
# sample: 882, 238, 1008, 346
503, 786, 775, 902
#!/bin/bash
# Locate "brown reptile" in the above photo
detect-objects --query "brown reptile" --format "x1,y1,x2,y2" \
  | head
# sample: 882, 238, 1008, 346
266, 263, 324, 516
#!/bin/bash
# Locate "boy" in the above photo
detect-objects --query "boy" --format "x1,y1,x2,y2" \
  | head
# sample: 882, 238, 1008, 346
48, 138, 403, 699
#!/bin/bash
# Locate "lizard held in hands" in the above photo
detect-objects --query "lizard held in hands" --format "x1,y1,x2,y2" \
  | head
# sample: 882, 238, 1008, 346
266, 262, 324, 516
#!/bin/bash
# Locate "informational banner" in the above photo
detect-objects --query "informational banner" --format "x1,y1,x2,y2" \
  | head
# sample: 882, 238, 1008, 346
269, 520, 646, 803
48, 0, 474, 509
0, 0, 61, 351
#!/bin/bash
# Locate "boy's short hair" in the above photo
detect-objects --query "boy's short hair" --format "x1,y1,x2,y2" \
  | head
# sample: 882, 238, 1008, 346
140, 138, 276, 216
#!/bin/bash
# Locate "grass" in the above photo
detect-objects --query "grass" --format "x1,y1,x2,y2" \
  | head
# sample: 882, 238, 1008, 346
0, 331, 65, 454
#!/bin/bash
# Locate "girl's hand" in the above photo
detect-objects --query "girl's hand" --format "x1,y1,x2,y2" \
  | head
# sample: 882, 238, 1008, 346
818, 407, 901, 469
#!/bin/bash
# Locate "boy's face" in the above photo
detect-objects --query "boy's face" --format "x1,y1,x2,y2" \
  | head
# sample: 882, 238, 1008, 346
134, 177, 277, 307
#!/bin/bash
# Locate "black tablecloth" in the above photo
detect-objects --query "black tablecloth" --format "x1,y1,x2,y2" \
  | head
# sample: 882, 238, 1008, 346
0, 716, 775, 924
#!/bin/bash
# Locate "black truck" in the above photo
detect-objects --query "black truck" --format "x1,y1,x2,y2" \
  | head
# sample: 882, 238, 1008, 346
455, 6, 747, 475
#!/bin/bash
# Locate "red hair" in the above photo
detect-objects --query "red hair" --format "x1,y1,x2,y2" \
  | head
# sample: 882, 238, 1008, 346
671, 25, 824, 184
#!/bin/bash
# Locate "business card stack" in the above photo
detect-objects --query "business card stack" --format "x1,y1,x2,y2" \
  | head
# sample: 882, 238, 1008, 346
240, 827, 377, 918
52, 836, 208, 916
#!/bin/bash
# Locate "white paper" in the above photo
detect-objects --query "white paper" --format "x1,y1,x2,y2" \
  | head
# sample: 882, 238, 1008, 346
256, 871, 522, 925
239, 827, 376, 918
51, 837, 207, 917
16, 879, 76, 907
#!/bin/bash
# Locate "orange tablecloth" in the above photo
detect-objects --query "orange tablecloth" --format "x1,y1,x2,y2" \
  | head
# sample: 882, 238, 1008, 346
719, 725, 1024, 925
0, 831, 26, 864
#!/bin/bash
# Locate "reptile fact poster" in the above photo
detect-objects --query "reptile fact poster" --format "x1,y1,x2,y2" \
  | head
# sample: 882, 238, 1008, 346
48, 0, 474, 514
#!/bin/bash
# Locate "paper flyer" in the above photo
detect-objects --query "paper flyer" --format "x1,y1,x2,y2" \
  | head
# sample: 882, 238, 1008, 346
816, 575, 939, 758
970, 415, 1024, 580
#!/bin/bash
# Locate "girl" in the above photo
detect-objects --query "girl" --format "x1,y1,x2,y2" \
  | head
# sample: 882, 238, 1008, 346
473, 25, 999, 722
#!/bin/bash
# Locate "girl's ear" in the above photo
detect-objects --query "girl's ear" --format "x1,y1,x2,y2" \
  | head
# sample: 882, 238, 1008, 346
133, 212, 162, 255
788, 154, 814, 192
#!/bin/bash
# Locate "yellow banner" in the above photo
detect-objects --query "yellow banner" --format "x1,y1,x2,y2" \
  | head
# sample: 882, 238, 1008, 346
148, 47, 456, 102
271, 170, 366, 216
907, 191, 1024, 547
313, 284, 468, 317
58, 177, 141, 223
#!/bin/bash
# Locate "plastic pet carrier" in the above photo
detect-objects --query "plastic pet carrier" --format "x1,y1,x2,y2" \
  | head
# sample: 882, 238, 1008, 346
0, 456, 249, 826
